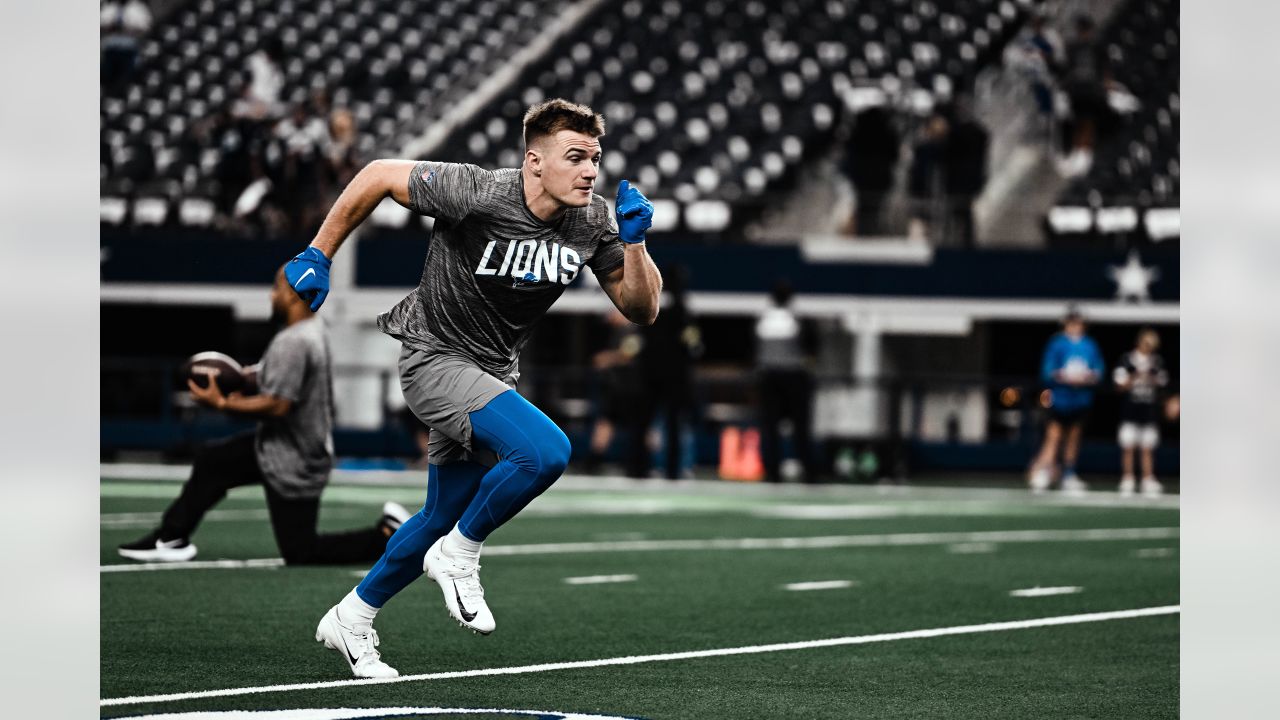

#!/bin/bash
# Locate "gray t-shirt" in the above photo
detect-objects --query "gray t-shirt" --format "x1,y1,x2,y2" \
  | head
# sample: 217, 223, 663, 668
378, 162, 626, 379
254, 317, 335, 499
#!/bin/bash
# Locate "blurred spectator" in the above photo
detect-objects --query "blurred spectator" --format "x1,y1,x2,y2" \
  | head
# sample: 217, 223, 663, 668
327, 107, 361, 190
1009, 12, 1063, 128
1028, 308, 1105, 493
1058, 15, 1108, 176
100, 0, 152, 91
907, 112, 948, 241
275, 103, 333, 234
1113, 329, 1169, 497
941, 99, 989, 249
841, 106, 900, 237
585, 308, 644, 473
628, 266, 702, 480
755, 280, 817, 483
233, 38, 286, 122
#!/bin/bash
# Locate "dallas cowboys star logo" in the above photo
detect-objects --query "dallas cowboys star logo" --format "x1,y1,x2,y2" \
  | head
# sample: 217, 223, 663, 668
1107, 250, 1158, 302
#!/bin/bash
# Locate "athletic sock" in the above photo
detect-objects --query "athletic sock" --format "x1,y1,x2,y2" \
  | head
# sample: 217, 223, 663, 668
338, 588, 379, 628
444, 525, 483, 561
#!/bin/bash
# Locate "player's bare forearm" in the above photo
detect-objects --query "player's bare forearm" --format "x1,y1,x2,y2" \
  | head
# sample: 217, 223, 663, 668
614, 244, 662, 325
219, 393, 292, 418
310, 159, 416, 258
188, 378, 292, 418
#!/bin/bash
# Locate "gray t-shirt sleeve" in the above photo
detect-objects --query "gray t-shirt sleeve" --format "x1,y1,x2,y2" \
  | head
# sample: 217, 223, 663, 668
407, 161, 491, 224
258, 333, 309, 402
589, 202, 626, 277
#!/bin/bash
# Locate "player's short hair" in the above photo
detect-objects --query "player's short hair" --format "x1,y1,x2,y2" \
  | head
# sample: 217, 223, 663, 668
523, 99, 606, 149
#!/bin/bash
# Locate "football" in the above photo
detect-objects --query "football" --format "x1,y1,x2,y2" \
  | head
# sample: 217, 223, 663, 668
240, 363, 261, 396
181, 351, 244, 395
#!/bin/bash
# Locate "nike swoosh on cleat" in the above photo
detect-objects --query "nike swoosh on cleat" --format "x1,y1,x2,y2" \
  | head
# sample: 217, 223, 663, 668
453, 582, 478, 622
293, 268, 316, 288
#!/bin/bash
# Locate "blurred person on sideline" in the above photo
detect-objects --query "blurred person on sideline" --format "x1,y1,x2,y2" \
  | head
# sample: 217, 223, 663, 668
1114, 328, 1169, 497
117, 266, 409, 564
1028, 308, 1105, 493
755, 279, 817, 483
941, 98, 989, 249
629, 265, 702, 480
284, 98, 661, 677
841, 106, 900, 236
585, 307, 644, 473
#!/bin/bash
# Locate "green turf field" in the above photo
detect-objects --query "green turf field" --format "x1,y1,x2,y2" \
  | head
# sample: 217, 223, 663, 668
100, 469, 1179, 719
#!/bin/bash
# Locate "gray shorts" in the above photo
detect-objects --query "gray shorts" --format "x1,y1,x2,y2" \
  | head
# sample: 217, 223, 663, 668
398, 345, 515, 466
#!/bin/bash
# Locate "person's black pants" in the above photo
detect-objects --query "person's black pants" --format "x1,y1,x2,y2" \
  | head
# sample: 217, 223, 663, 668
758, 369, 817, 483
625, 384, 689, 480
159, 432, 389, 565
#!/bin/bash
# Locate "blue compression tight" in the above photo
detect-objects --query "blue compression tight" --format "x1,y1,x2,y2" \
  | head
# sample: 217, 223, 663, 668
356, 390, 570, 607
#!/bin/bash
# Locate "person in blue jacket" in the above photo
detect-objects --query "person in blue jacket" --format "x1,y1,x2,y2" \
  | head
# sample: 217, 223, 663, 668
1029, 308, 1105, 493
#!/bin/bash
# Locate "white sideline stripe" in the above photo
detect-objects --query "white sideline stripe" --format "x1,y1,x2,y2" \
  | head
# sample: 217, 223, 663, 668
99, 527, 1179, 573
99, 605, 1180, 707
784, 580, 855, 591
102, 558, 285, 573
1009, 586, 1084, 598
563, 574, 638, 585
1133, 547, 1176, 559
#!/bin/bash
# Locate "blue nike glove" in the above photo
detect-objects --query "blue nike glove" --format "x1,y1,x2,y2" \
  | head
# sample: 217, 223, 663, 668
285, 246, 332, 312
615, 179, 654, 244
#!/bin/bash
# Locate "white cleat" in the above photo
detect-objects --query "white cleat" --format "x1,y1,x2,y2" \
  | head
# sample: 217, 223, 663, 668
1028, 468, 1052, 495
424, 536, 495, 635
1140, 476, 1164, 498
315, 605, 399, 678
1118, 476, 1136, 498
1060, 473, 1089, 496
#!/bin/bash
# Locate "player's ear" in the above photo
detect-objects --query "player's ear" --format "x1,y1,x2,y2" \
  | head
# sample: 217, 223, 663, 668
526, 147, 542, 176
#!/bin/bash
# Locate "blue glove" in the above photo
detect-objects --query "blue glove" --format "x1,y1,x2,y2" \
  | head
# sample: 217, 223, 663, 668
285, 246, 332, 312
615, 179, 654, 244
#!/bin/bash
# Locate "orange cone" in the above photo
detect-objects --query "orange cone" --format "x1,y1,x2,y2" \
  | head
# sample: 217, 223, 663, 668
738, 428, 764, 482
719, 426, 741, 480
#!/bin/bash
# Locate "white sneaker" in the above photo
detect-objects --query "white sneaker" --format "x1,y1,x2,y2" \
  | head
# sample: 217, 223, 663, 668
315, 605, 399, 678
117, 534, 198, 562
1140, 476, 1164, 498
424, 536, 495, 635
1060, 473, 1088, 495
1118, 476, 1136, 498
1028, 468, 1052, 494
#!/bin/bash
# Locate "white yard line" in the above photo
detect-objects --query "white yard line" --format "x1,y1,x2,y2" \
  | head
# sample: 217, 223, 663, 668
100, 526, 1179, 574
784, 580, 856, 591
101, 509, 271, 528
99, 605, 1180, 707
563, 574, 638, 585
1009, 586, 1084, 598
1133, 547, 1176, 559
947, 542, 998, 554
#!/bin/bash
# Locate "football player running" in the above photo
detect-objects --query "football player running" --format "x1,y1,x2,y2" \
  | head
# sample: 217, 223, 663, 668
288, 99, 662, 678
